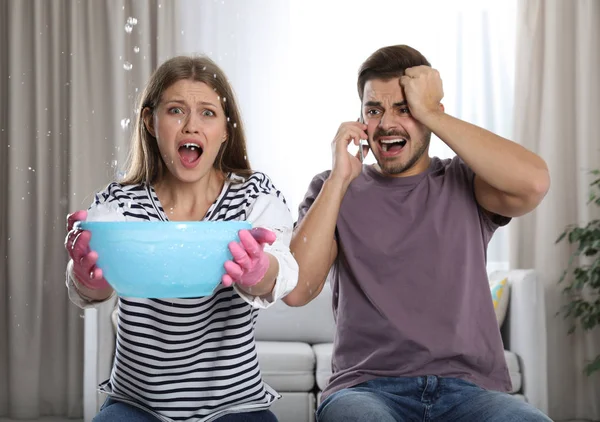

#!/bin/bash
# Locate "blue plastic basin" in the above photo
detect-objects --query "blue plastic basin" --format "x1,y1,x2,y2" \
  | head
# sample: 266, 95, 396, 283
77, 221, 251, 298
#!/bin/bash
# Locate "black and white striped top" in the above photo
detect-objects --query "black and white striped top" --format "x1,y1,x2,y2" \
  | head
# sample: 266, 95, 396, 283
67, 172, 298, 422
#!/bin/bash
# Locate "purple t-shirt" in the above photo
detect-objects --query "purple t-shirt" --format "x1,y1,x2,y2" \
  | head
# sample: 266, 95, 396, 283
297, 156, 513, 400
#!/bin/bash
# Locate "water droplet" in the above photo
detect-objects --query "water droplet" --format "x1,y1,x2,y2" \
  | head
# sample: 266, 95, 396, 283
202, 66, 207, 71
127, 17, 138, 25
244, 155, 247, 160
223, 97, 227, 103
181, 30, 184, 35
233, 123, 237, 128
111, 160, 118, 167
133, 46, 140, 53
120, 118, 131, 129
303, 236, 307, 243
227, 117, 230, 122
124, 23, 133, 33
123, 62, 133, 71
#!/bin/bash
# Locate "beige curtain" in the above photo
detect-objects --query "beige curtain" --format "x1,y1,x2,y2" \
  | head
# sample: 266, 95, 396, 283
0, 0, 180, 418
510, 0, 600, 420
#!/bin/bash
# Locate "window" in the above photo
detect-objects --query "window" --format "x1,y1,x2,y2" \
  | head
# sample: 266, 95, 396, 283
180, 0, 516, 271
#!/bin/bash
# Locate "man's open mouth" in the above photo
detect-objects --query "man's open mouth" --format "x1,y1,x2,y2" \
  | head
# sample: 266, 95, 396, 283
379, 138, 407, 152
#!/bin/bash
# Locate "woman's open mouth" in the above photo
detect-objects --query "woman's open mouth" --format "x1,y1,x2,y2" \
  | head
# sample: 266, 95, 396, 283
178, 142, 203, 168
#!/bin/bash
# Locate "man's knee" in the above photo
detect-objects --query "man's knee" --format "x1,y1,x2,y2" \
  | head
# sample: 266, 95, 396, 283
466, 392, 552, 422
317, 389, 398, 422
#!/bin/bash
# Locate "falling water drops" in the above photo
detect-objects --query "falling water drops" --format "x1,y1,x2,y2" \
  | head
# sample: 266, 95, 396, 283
123, 62, 133, 71
233, 123, 237, 128
127, 17, 138, 25
121, 118, 131, 129
124, 23, 133, 33
133, 46, 140, 53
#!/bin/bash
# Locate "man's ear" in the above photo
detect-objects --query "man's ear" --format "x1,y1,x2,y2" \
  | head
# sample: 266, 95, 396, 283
142, 107, 156, 137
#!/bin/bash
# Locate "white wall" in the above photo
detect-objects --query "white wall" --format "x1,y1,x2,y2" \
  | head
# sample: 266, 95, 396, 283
179, 0, 516, 268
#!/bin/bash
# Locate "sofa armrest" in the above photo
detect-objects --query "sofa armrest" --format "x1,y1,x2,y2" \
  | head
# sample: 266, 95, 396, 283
495, 269, 548, 414
83, 295, 117, 422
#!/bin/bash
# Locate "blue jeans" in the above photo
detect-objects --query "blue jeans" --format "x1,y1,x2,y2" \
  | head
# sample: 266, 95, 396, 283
93, 397, 278, 422
316, 376, 552, 422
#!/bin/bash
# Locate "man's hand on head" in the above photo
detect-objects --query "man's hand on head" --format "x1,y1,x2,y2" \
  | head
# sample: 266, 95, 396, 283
400, 66, 444, 123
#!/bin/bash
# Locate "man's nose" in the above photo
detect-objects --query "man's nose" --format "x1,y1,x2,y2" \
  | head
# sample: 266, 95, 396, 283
378, 112, 396, 131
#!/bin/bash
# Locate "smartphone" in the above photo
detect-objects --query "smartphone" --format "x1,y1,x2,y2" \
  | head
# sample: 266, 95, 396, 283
358, 113, 370, 163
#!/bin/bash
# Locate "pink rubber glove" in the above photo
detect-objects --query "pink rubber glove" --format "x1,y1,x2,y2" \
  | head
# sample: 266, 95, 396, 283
64, 210, 110, 290
222, 228, 277, 288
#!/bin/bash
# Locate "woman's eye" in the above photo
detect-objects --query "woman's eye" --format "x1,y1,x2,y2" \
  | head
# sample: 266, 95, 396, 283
169, 107, 184, 114
202, 109, 215, 117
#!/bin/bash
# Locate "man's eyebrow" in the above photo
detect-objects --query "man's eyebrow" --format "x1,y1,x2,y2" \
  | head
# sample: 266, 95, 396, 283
363, 100, 408, 107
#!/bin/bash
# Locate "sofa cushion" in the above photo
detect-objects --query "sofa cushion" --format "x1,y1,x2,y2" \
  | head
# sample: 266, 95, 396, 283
504, 350, 522, 394
269, 392, 316, 422
256, 341, 315, 392
254, 282, 335, 344
313, 343, 333, 391
313, 343, 522, 395
489, 276, 510, 326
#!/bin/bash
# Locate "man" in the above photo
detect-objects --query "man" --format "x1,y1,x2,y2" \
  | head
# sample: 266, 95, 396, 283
284, 45, 551, 421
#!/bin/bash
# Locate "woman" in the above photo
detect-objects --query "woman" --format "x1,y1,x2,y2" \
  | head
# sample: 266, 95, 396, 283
64, 56, 298, 422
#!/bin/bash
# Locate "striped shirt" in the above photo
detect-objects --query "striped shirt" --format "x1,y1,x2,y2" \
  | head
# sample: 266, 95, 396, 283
67, 172, 299, 421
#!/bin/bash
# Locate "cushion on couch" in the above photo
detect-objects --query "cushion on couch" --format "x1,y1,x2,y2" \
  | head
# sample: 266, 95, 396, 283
256, 341, 316, 392
489, 276, 510, 326
254, 283, 336, 344
504, 350, 522, 394
313, 343, 333, 391
312, 343, 522, 395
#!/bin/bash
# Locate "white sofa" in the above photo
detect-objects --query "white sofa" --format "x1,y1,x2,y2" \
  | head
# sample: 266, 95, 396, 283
82, 269, 549, 422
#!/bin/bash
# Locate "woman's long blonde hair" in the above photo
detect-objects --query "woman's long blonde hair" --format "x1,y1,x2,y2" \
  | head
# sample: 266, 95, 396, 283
121, 56, 252, 185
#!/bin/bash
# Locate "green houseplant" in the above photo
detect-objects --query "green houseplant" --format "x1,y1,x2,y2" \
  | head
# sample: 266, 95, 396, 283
556, 169, 600, 376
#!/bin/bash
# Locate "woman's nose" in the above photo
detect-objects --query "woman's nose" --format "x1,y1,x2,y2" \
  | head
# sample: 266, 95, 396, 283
182, 114, 200, 133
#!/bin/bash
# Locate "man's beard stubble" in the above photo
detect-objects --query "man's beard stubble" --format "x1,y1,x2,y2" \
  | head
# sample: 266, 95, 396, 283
372, 128, 432, 176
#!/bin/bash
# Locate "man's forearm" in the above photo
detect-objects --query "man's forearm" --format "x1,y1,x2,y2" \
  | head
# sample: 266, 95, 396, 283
420, 111, 549, 197
285, 177, 347, 307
